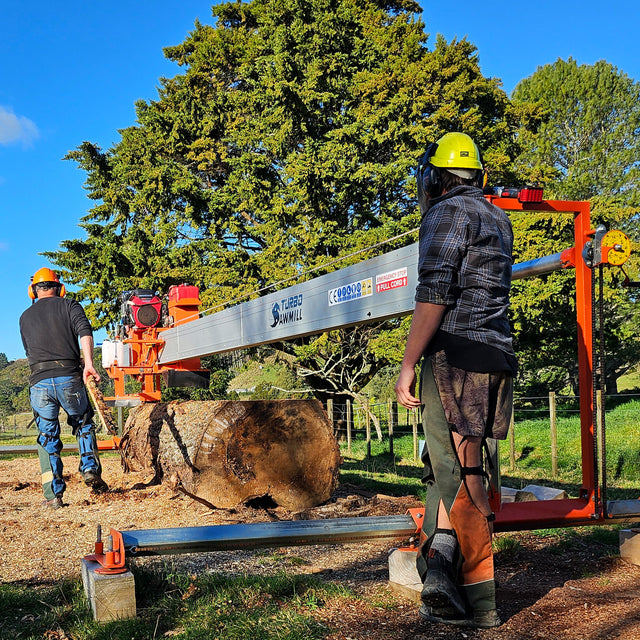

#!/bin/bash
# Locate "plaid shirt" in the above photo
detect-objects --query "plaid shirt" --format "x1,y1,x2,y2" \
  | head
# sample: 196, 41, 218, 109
415, 185, 514, 356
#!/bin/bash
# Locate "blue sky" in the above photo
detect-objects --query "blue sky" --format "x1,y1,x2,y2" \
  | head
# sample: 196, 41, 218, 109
1, 0, 638, 361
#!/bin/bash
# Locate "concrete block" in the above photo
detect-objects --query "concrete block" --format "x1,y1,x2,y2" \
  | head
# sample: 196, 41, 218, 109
388, 548, 422, 604
81, 558, 136, 622
619, 529, 640, 566
514, 484, 568, 502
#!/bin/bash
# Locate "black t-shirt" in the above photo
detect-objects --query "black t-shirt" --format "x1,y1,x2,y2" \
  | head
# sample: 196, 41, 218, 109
19, 296, 93, 385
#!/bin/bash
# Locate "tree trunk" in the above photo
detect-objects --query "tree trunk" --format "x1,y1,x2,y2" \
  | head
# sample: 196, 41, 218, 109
120, 399, 341, 511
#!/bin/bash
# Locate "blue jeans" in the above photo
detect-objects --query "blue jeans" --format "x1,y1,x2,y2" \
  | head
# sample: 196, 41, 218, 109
30, 375, 101, 500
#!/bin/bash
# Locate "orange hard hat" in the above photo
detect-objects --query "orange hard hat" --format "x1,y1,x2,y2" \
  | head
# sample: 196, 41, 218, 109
28, 268, 66, 299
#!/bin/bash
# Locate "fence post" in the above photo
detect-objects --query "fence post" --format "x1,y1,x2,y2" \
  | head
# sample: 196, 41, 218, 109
365, 398, 371, 459
596, 390, 603, 432
346, 399, 352, 453
326, 398, 334, 433
387, 399, 394, 457
549, 391, 558, 480
411, 409, 418, 462
509, 410, 516, 471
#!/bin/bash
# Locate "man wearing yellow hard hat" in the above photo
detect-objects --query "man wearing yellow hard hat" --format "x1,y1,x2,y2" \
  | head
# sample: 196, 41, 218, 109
395, 133, 516, 629
20, 267, 108, 509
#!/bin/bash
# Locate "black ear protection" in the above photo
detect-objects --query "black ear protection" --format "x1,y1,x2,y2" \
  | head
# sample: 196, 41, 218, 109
417, 142, 442, 199
474, 147, 486, 189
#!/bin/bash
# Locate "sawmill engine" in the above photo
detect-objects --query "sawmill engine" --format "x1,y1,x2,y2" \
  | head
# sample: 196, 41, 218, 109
120, 289, 164, 331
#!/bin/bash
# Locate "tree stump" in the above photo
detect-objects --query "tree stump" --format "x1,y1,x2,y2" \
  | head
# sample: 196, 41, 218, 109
120, 399, 341, 511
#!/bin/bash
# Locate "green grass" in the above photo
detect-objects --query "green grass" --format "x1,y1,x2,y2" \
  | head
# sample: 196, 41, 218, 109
339, 396, 640, 501
0, 569, 352, 640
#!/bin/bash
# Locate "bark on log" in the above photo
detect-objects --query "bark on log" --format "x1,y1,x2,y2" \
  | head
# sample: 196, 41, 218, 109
120, 399, 341, 511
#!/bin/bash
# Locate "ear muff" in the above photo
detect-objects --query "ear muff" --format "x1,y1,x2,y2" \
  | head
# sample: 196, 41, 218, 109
417, 142, 443, 203
475, 148, 486, 188
28, 282, 66, 299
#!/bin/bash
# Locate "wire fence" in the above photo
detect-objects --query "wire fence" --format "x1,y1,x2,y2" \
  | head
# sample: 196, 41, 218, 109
4, 392, 640, 466
0, 411, 80, 440
326, 392, 640, 467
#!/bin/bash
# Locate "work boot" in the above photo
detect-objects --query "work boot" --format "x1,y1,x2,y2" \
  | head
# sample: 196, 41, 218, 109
472, 609, 501, 628
419, 603, 469, 626
42, 496, 64, 510
82, 469, 109, 494
419, 604, 501, 629
420, 548, 467, 615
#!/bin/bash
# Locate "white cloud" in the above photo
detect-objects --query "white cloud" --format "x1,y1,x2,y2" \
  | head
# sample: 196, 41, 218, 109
0, 106, 39, 146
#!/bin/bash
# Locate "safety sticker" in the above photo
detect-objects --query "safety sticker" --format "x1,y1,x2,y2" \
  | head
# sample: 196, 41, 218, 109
328, 279, 373, 306
376, 267, 408, 293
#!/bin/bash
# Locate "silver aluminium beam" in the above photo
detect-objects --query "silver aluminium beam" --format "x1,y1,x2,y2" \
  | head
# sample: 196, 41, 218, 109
121, 515, 418, 556
159, 242, 571, 364
0, 443, 82, 455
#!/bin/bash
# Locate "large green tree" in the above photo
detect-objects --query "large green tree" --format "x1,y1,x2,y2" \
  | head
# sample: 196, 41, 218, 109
50, 0, 525, 403
510, 58, 640, 394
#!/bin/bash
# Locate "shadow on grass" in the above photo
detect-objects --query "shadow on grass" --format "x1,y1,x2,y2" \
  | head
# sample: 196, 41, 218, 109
338, 452, 424, 497
494, 525, 622, 624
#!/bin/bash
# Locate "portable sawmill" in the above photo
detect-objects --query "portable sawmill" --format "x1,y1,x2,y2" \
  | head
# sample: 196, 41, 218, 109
87, 188, 640, 573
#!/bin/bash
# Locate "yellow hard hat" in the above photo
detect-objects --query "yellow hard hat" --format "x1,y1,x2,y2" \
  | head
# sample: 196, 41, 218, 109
429, 132, 483, 178
29, 267, 66, 299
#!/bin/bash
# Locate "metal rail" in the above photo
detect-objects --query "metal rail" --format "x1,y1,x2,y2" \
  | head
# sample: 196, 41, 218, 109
96, 500, 640, 567
512, 252, 564, 280
121, 515, 418, 557
0, 439, 121, 455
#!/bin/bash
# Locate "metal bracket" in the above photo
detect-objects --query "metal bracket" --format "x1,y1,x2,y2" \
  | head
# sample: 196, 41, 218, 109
84, 525, 127, 575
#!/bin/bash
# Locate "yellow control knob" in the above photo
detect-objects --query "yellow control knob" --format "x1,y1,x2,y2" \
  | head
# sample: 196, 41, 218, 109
601, 230, 631, 266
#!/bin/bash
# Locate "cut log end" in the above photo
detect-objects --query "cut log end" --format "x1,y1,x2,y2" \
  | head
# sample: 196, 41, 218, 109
120, 399, 341, 511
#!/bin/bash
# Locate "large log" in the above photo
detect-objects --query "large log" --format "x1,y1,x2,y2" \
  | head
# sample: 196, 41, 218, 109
120, 399, 342, 511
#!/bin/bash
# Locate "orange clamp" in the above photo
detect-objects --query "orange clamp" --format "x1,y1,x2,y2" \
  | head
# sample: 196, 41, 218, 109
84, 526, 127, 575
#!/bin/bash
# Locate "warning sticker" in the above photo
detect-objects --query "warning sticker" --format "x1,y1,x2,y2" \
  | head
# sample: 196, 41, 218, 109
376, 267, 408, 293
328, 279, 373, 306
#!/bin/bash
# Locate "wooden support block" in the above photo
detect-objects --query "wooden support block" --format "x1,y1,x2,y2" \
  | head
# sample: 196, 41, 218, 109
514, 484, 568, 502
500, 487, 518, 503
619, 529, 640, 566
81, 558, 136, 622
388, 548, 422, 604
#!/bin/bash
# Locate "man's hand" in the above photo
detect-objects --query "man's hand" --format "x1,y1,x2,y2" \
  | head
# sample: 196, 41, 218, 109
80, 335, 99, 385
395, 364, 421, 408
83, 364, 100, 385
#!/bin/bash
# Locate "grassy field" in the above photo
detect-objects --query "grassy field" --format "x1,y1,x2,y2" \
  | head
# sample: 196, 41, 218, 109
340, 395, 640, 501
0, 570, 355, 640
2, 398, 640, 638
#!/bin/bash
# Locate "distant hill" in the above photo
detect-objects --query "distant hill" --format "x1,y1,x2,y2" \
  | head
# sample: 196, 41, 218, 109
0, 357, 30, 413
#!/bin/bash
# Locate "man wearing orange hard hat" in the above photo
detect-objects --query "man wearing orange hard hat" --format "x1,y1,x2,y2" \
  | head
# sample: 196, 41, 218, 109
19, 267, 108, 509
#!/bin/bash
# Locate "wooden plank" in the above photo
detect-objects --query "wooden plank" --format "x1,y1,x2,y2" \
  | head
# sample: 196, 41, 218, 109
86, 378, 118, 436
81, 558, 136, 622
388, 548, 422, 604
620, 529, 640, 566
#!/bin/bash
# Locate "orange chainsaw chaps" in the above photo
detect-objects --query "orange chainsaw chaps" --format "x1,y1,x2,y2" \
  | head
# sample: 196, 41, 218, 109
449, 483, 494, 587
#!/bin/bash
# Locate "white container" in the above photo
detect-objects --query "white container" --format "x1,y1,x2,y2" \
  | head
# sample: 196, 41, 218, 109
101, 340, 115, 368
115, 340, 131, 367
